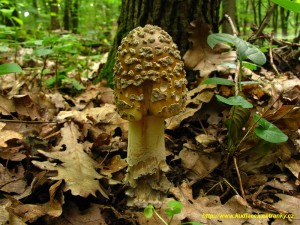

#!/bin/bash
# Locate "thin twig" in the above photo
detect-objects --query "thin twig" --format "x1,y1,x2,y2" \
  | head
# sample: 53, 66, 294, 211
233, 156, 246, 201
269, 34, 280, 76
204, 180, 223, 196
43, 130, 61, 140
223, 178, 240, 196
224, 14, 238, 36
235, 60, 241, 95
0, 119, 57, 124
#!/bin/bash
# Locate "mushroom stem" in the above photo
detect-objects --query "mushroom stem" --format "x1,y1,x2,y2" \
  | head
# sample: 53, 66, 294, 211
127, 116, 168, 176
125, 116, 171, 207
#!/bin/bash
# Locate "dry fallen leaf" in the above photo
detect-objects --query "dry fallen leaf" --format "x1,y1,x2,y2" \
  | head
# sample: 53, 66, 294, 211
272, 194, 300, 224
168, 181, 269, 225
47, 201, 108, 225
183, 20, 236, 77
0, 164, 27, 194
195, 134, 217, 147
0, 122, 23, 147
179, 149, 221, 180
0, 95, 15, 115
32, 122, 108, 198
166, 84, 216, 129
57, 103, 117, 123
12, 180, 63, 223
0, 200, 26, 225
284, 159, 300, 182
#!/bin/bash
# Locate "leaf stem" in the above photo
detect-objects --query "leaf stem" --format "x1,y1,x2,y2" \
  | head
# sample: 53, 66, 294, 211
153, 210, 168, 225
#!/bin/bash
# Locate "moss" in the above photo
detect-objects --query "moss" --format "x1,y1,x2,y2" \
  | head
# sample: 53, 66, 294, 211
95, 25, 131, 87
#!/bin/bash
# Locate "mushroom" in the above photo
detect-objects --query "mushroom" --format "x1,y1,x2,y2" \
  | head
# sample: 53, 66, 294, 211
113, 24, 187, 207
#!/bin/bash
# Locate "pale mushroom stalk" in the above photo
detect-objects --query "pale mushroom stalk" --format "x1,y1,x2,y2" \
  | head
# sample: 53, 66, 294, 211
113, 25, 187, 207
127, 116, 165, 168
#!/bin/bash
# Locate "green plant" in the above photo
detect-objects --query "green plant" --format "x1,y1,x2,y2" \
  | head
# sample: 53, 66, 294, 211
203, 33, 287, 154
271, 0, 300, 13
22, 33, 88, 93
144, 200, 203, 225
0, 62, 22, 75
0, 0, 23, 26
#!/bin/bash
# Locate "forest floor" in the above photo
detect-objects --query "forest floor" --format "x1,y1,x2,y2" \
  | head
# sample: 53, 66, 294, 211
0, 28, 300, 225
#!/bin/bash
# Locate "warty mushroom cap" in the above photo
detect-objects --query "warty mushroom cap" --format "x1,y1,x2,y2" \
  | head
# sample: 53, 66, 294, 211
114, 24, 187, 121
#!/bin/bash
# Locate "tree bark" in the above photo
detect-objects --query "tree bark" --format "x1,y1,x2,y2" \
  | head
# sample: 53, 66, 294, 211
50, 0, 60, 30
280, 7, 289, 37
222, 0, 237, 34
71, 0, 79, 33
63, 0, 71, 30
273, 4, 278, 36
99, 0, 221, 85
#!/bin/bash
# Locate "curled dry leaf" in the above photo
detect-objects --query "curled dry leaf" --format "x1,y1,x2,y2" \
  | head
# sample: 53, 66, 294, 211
0, 122, 23, 148
183, 20, 236, 77
195, 134, 217, 147
12, 180, 63, 223
0, 95, 15, 115
166, 84, 216, 130
284, 159, 300, 182
0, 164, 26, 194
57, 103, 128, 137
0, 200, 26, 225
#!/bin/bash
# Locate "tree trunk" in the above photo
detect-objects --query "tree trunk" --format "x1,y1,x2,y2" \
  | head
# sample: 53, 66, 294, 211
63, 0, 71, 30
280, 7, 289, 37
99, 0, 220, 85
250, 0, 257, 25
71, 0, 79, 33
273, 4, 278, 36
222, 0, 237, 34
242, 0, 250, 36
50, 0, 60, 30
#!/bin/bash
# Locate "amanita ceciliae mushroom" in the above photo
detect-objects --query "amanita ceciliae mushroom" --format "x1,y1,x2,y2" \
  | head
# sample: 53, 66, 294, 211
113, 24, 187, 207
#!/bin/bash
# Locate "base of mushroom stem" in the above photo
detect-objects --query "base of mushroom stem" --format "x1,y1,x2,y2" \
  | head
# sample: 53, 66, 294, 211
125, 171, 172, 208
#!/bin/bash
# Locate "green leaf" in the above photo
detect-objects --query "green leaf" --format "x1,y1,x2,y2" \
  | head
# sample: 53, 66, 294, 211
45, 74, 67, 88
34, 48, 53, 57
207, 33, 236, 48
144, 204, 154, 218
253, 114, 288, 143
207, 34, 266, 65
271, 0, 300, 13
63, 78, 84, 90
165, 200, 183, 216
0, 63, 22, 75
12, 16, 23, 26
226, 106, 251, 153
0, 46, 10, 52
216, 95, 253, 108
243, 43, 266, 65
201, 77, 235, 86
242, 61, 257, 70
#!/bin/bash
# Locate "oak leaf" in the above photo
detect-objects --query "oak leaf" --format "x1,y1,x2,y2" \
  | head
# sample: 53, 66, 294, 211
32, 122, 108, 198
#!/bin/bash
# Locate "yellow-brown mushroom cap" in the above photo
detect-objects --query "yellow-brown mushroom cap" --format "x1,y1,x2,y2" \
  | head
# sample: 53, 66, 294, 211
114, 24, 187, 121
